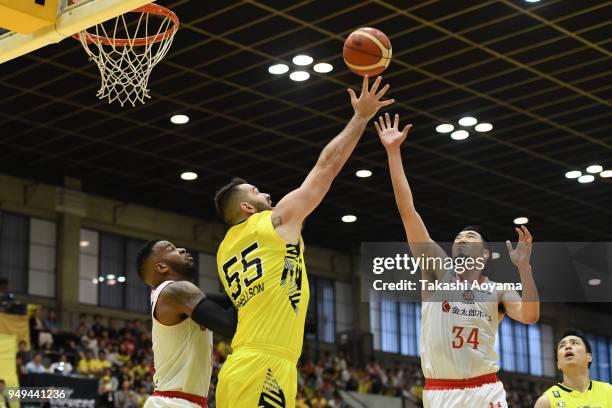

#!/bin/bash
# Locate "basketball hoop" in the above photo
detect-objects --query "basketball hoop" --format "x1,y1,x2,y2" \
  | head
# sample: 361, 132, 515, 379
73, 2, 179, 106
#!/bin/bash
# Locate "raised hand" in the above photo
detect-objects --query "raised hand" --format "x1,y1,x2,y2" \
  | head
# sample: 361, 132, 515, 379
506, 225, 533, 271
348, 75, 395, 121
374, 112, 413, 151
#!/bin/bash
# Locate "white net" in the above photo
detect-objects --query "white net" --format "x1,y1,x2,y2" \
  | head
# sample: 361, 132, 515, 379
76, 4, 178, 106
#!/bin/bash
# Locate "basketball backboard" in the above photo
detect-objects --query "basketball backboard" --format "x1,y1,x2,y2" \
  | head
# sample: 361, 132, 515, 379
0, 0, 153, 63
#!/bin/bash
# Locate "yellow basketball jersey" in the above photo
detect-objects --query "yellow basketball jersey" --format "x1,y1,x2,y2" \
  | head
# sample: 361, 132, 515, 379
544, 380, 612, 408
216, 210, 310, 362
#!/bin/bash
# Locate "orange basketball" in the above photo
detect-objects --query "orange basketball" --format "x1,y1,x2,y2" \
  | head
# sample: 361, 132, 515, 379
343, 27, 392, 77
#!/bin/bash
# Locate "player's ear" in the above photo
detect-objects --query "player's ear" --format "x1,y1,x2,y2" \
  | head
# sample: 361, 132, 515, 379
154, 262, 169, 275
240, 201, 255, 215
482, 248, 490, 261
587, 352, 592, 365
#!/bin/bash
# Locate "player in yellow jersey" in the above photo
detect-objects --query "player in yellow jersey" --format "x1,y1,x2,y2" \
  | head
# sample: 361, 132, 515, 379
213, 75, 394, 408
535, 329, 612, 408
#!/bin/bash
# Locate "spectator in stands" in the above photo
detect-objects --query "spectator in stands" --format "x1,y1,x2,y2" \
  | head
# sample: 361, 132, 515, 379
25, 352, 46, 374
91, 315, 105, 336
16, 340, 31, 364
75, 314, 90, 331
81, 329, 98, 356
108, 318, 119, 338
0, 278, 14, 305
15, 355, 26, 377
49, 354, 73, 375
44, 309, 61, 334
29, 308, 53, 349
98, 368, 118, 408
115, 380, 139, 408
78, 349, 102, 377
136, 386, 148, 408
98, 350, 112, 371
119, 320, 135, 337
0, 379, 10, 408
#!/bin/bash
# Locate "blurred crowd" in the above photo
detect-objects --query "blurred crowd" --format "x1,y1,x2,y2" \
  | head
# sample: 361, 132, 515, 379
2, 305, 547, 408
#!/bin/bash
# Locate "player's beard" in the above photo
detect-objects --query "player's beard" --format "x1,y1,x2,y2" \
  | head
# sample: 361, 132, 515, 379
252, 199, 272, 213
168, 259, 196, 280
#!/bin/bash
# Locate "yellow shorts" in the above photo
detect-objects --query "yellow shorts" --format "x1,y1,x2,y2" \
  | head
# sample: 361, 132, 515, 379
216, 347, 298, 408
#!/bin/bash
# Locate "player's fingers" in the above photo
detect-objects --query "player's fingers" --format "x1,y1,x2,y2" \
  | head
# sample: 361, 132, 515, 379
402, 124, 413, 136
378, 115, 386, 130
522, 225, 533, 242
516, 227, 525, 241
506, 240, 513, 253
385, 112, 391, 128
380, 98, 395, 107
347, 88, 357, 101
376, 83, 390, 99
362, 75, 369, 94
393, 114, 399, 129
370, 76, 382, 94
374, 121, 382, 134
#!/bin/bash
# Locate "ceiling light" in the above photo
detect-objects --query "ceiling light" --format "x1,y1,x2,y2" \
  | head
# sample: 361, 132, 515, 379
292, 55, 313, 66
313, 63, 333, 73
450, 130, 469, 140
565, 170, 582, 179
117, 276, 126, 283
600, 170, 612, 178
92, 278, 98, 285
458, 116, 477, 127
475, 123, 493, 132
106, 274, 115, 280
98, 276, 105, 282
180, 171, 198, 181
436, 124, 454, 133
80, 240, 90, 247
170, 114, 189, 125
268, 64, 289, 74
578, 175, 595, 183
588, 278, 601, 286
290, 71, 310, 81
491, 252, 500, 260
586, 165, 603, 174
356, 169, 372, 178
107, 279, 116, 286
513, 217, 529, 225
342, 215, 357, 223
525, 0, 541, 2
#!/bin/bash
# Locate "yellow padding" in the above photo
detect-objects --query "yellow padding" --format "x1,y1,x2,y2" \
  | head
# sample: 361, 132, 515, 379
0, 0, 58, 34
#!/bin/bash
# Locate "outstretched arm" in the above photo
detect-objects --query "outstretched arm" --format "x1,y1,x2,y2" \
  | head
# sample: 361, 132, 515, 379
156, 281, 237, 338
375, 113, 447, 282
501, 226, 540, 324
273, 75, 394, 243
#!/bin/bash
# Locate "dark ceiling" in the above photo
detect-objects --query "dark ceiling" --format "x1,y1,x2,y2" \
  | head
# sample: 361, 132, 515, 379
0, 0, 611, 250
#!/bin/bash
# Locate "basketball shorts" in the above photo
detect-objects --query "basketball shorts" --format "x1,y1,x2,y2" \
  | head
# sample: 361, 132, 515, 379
216, 346, 298, 408
423, 373, 507, 408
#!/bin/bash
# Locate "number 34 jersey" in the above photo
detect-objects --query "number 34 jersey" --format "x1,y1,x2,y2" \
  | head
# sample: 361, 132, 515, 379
420, 272, 500, 379
216, 210, 310, 361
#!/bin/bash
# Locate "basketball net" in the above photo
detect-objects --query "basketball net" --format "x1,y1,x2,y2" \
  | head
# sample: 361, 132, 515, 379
74, 3, 179, 107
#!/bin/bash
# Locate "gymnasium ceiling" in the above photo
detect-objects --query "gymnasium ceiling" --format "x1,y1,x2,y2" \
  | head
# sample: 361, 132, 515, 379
0, 0, 611, 250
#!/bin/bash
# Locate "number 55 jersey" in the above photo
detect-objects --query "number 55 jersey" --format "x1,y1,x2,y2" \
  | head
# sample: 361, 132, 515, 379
216, 210, 310, 362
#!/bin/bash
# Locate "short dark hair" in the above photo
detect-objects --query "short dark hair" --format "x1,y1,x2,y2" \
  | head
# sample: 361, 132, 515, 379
135, 240, 161, 280
214, 177, 247, 224
558, 329, 592, 368
460, 225, 490, 250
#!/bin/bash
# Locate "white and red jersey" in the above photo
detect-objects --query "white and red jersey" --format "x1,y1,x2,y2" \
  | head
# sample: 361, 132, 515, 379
420, 271, 500, 380
150, 280, 213, 397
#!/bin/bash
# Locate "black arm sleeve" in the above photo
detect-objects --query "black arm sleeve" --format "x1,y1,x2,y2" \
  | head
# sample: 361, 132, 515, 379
191, 297, 237, 339
204, 292, 234, 309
